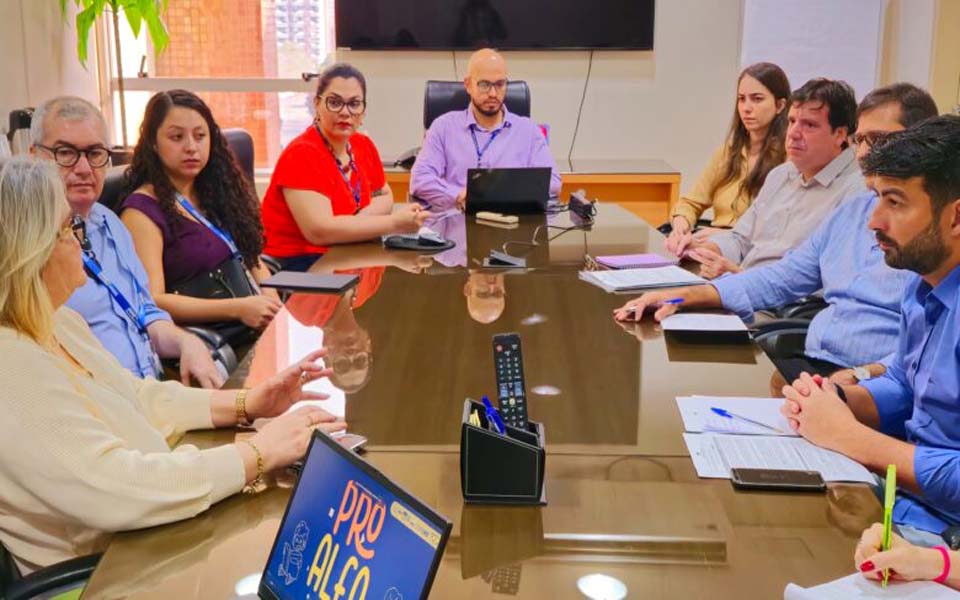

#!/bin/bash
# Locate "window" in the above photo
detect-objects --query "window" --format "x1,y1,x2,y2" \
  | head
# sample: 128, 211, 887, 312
102, 0, 334, 170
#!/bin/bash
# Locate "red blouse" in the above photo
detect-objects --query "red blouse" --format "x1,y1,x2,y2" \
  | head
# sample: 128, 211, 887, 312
261, 127, 386, 257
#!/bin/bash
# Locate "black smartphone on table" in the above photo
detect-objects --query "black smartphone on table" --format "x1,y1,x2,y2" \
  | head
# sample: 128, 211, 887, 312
730, 468, 826, 492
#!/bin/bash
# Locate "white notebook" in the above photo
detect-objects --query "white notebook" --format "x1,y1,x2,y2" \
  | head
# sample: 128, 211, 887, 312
661, 313, 748, 333
578, 265, 705, 293
785, 573, 960, 599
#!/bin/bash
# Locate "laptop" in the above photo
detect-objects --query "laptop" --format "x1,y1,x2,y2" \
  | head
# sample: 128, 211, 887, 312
258, 431, 452, 600
465, 167, 551, 215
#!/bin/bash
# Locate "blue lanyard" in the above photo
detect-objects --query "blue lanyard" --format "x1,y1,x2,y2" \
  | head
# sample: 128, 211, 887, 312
470, 125, 503, 167
176, 194, 241, 257
315, 124, 362, 214
81, 250, 149, 336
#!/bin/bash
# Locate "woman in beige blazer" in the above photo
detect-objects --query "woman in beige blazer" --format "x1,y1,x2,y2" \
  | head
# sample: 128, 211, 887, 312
0, 157, 344, 573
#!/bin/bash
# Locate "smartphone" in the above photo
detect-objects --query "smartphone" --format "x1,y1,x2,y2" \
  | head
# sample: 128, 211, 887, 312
730, 468, 826, 492
331, 432, 368, 453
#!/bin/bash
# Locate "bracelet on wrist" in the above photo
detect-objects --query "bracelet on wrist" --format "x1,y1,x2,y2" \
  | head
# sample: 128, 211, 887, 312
934, 545, 952, 584
242, 439, 264, 494
235, 388, 251, 426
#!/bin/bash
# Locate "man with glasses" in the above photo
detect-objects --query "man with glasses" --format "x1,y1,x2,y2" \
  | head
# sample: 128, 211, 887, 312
30, 96, 223, 388
410, 48, 561, 212
615, 83, 938, 385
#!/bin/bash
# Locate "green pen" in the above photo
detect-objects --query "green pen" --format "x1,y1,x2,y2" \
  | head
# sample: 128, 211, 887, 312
882, 464, 896, 588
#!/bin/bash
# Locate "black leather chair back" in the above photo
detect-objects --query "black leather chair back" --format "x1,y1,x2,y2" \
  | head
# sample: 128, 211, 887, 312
98, 165, 129, 214
222, 128, 254, 184
423, 80, 530, 130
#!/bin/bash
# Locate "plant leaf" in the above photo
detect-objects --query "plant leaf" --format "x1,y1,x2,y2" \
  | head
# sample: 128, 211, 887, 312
140, 0, 169, 55
119, 0, 143, 38
74, 3, 99, 67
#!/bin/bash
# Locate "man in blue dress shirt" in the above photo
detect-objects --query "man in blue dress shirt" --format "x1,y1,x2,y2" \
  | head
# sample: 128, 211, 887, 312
782, 115, 960, 540
615, 84, 939, 383
30, 96, 222, 388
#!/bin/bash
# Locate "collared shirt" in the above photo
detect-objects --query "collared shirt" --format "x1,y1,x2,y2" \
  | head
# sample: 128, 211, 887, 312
711, 147, 864, 270
65, 203, 170, 378
862, 265, 960, 533
409, 106, 562, 211
712, 192, 910, 367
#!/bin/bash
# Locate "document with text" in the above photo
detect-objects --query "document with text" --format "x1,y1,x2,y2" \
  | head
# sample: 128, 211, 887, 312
677, 395, 796, 436
784, 573, 960, 599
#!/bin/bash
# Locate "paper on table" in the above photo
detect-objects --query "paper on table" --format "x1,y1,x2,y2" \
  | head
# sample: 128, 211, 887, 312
579, 266, 705, 292
784, 573, 960, 599
683, 433, 875, 483
661, 313, 748, 332
677, 396, 797, 436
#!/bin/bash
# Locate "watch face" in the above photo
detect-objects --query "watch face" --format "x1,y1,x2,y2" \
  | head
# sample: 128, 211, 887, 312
854, 366, 871, 381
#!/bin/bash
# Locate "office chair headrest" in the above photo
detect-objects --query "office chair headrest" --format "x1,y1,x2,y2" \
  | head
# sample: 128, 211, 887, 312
423, 80, 531, 130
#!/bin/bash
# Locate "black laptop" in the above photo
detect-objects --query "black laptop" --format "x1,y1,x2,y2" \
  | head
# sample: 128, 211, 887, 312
258, 430, 451, 600
465, 167, 551, 215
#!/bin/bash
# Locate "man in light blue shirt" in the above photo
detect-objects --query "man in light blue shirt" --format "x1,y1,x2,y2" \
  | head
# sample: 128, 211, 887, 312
782, 115, 960, 538
614, 84, 938, 381
31, 96, 222, 387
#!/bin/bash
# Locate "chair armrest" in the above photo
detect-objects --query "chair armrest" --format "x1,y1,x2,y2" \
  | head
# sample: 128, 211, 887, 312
777, 295, 829, 320
184, 326, 226, 349
260, 254, 282, 275
753, 318, 815, 337
5, 553, 101, 600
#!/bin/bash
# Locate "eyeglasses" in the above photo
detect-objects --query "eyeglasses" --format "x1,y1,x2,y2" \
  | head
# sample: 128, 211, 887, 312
853, 131, 888, 150
319, 96, 366, 116
35, 144, 111, 169
331, 353, 370, 374
476, 79, 508, 94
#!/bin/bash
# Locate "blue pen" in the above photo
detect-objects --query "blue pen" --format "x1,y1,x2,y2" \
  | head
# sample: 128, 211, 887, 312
711, 407, 785, 434
481, 395, 506, 434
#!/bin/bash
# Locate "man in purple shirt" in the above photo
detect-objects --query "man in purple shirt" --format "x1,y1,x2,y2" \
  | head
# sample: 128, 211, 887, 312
410, 48, 561, 212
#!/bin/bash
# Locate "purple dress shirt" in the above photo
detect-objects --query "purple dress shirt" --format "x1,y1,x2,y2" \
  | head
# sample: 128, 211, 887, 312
409, 106, 562, 211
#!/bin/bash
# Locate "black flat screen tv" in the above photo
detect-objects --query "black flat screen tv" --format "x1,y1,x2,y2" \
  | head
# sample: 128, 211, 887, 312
335, 0, 655, 51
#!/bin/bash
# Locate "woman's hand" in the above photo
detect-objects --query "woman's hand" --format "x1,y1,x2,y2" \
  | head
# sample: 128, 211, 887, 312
665, 216, 693, 256
391, 203, 432, 233
687, 247, 741, 280
235, 295, 283, 329
245, 349, 333, 419
247, 406, 346, 472
855, 522, 945, 582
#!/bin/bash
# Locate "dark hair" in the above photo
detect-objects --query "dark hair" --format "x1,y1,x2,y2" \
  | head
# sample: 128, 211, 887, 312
316, 63, 367, 99
123, 90, 264, 267
790, 78, 858, 148
857, 83, 939, 128
862, 115, 960, 214
712, 62, 791, 203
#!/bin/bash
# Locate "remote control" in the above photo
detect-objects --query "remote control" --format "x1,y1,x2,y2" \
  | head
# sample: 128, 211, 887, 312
492, 333, 528, 430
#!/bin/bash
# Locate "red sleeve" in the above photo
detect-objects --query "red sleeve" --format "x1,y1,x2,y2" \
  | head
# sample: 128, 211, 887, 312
271, 139, 335, 194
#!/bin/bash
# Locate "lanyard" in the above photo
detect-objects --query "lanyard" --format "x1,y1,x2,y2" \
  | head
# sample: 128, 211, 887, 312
469, 125, 504, 167
315, 124, 362, 214
177, 194, 241, 257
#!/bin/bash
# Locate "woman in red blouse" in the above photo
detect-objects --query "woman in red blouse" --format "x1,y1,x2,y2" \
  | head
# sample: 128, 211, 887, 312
261, 63, 431, 271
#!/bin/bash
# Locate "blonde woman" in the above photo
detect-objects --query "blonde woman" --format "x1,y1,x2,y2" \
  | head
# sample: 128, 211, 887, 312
0, 157, 344, 573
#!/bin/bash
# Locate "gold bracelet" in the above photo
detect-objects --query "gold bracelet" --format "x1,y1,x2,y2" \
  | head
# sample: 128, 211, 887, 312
242, 439, 264, 494
235, 388, 251, 426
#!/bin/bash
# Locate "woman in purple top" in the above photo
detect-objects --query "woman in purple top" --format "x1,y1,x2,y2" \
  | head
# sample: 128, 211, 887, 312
120, 90, 282, 331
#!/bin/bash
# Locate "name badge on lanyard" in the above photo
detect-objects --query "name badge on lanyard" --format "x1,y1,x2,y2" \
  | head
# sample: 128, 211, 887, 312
470, 125, 503, 168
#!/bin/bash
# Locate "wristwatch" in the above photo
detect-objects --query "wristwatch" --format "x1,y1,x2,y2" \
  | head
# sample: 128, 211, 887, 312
853, 366, 872, 382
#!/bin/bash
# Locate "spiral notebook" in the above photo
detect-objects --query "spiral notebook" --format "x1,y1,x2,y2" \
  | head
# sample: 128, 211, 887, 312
595, 253, 677, 269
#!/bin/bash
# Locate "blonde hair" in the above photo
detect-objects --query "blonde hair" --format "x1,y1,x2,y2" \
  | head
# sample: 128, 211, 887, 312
0, 157, 69, 343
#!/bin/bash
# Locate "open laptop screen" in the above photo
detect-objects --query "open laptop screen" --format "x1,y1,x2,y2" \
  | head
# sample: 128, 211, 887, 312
259, 431, 451, 600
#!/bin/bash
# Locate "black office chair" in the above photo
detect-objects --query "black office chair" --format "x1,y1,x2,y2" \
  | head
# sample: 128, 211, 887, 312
752, 318, 812, 360
222, 127, 255, 185
0, 541, 100, 600
775, 295, 829, 321
422, 79, 531, 130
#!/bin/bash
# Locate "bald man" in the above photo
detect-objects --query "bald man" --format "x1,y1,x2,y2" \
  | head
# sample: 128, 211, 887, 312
410, 48, 561, 212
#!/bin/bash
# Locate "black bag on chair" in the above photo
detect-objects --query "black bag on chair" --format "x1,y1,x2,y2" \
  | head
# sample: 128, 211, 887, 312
169, 256, 259, 346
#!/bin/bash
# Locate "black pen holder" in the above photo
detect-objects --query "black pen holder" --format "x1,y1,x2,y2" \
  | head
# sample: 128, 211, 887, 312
459, 399, 547, 505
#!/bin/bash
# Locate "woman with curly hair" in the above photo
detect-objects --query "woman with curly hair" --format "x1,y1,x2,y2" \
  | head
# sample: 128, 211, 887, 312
120, 90, 282, 331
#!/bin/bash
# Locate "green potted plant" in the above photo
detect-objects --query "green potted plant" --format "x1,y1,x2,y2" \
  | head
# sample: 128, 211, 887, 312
59, 0, 170, 150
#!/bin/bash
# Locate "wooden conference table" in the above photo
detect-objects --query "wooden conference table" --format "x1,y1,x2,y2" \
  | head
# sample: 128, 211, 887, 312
82, 205, 880, 599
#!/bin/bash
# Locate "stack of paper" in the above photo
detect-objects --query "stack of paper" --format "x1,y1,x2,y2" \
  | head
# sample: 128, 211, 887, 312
678, 396, 874, 483
579, 265, 705, 292
595, 253, 677, 269
784, 573, 960, 599
661, 313, 748, 333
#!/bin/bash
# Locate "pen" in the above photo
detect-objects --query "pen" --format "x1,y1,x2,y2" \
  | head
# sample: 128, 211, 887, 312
626, 297, 684, 316
481, 395, 506, 434
882, 464, 896, 588
710, 406, 786, 434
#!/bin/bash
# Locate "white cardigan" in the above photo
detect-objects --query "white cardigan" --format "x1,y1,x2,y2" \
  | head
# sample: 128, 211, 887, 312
0, 308, 244, 573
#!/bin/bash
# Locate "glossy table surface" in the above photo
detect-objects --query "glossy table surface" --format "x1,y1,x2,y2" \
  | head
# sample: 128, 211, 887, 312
82, 205, 880, 599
